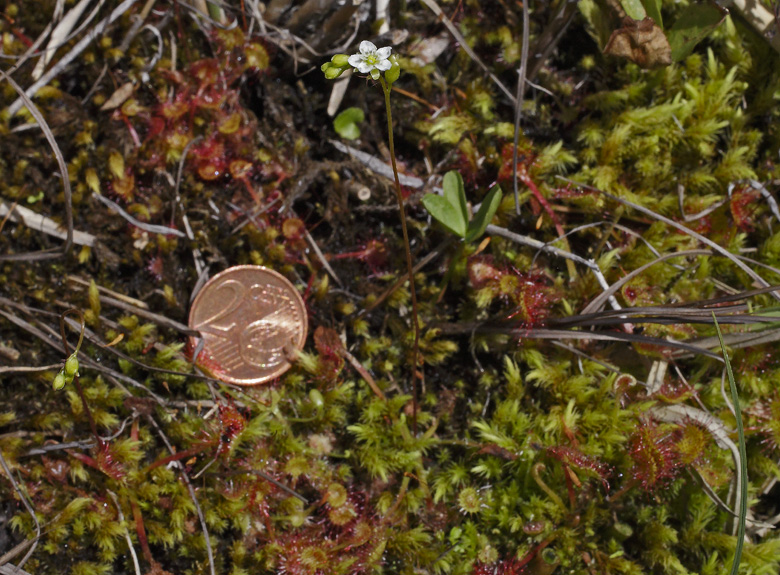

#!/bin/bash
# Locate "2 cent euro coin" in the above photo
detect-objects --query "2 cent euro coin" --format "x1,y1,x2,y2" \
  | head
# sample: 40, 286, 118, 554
188, 265, 308, 385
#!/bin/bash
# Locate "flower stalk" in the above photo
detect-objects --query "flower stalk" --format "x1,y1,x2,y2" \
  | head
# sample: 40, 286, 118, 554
323, 43, 420, 433
379, 76, 421, 434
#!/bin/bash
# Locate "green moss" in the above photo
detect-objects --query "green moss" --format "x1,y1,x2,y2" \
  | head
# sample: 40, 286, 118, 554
4, 2, 780, 574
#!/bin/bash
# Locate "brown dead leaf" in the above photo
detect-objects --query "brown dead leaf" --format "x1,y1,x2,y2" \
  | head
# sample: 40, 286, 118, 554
604, 17, 671, 69
100, 82, 135, 111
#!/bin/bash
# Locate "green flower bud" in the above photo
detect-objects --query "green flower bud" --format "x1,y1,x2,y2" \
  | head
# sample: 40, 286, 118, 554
65, 353, 79, 377
385, 59, 400, 84
370, 68, 380, 80
53, 371, 66, 391
324, 65, 346, 80
331, 54, 350, 67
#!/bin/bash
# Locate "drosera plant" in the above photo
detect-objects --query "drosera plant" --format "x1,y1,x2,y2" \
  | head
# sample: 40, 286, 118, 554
322, 41, 424, 432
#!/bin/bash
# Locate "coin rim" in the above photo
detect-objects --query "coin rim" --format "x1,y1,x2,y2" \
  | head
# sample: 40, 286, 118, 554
188, 265, 308, 385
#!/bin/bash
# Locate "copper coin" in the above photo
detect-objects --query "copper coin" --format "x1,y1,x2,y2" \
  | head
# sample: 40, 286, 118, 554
188, 265, 308, 385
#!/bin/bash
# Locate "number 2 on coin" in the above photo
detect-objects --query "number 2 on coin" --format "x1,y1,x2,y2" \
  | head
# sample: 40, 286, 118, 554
193, 279, 244, 333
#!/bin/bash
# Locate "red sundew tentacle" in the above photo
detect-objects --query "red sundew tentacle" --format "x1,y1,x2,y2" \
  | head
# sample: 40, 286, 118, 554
216, 402, 246, 457
730, 187, 761, 232
330, 240, 388, 274
330, 251, 366, 260
69, 442, 126, 480
562, 464, 578, 507
518, 170, 567, 240
67, 451, 100, 472
115, 112, 142, 148
5, 23, 33, 47
628, 419, 680, 490
547, 445, 611, 491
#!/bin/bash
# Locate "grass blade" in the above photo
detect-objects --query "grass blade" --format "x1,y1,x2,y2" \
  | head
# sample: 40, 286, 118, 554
713, 313, 747, 575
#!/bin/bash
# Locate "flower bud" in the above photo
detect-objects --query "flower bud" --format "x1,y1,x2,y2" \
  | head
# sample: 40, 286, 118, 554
53, 371, 66, 391
65, 353, 79, 377
331, 54, 350, 67
324, 65, 346, 80
385, 58, 400, 84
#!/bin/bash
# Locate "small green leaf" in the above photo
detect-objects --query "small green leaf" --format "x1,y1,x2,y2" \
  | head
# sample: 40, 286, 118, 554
422, 194, 467, 238
385, 57, 400, 84
443, 171, 468, 225
667, 3, 726, 62
619, 0, 646, 21
333, 107, 365, 140
465, 185, 502, 243
641, 0, 663, 28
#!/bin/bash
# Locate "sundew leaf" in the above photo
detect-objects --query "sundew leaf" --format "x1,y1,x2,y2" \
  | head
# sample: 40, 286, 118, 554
422, 194, 467, 238
465, 185, 502, 243
667, 3, 726, 62
333, 107, 365, 140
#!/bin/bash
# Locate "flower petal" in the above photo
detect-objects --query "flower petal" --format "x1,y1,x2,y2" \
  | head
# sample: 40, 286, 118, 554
359, 40, 377, 55
376, 47, 392, 59
356, 61, 373, 73
375, 59, 392, 71
348, 54, 363, 68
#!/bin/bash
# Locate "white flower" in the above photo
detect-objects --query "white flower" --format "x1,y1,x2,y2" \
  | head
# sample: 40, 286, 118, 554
348, 41, 392, 78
